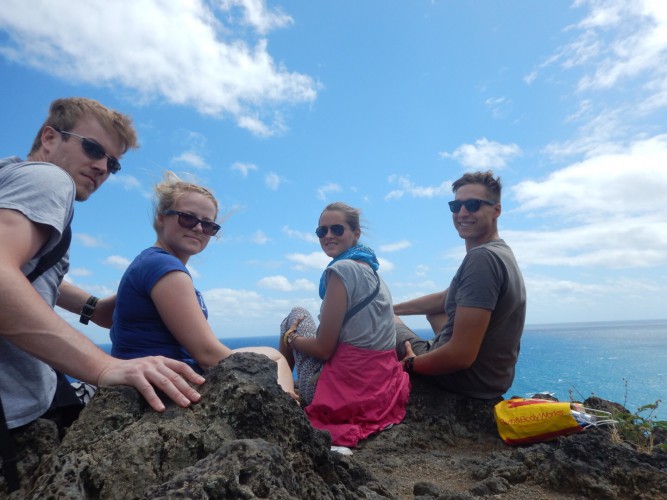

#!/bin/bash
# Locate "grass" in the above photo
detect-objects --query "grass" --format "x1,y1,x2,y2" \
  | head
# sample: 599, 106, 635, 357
610, 400, 667, 453
568, 379, 667, 454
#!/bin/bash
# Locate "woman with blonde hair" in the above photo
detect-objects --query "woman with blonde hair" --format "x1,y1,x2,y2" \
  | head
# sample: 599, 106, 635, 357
111, 172, 296, 399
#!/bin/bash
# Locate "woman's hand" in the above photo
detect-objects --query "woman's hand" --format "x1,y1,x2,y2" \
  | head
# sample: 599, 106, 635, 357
290, 316, 305, 331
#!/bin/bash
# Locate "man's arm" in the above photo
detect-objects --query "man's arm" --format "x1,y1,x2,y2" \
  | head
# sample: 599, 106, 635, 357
402, 305, 491, 374
0, 209, 204, 411
58, 281, 115, 328
393, 290, 448, 316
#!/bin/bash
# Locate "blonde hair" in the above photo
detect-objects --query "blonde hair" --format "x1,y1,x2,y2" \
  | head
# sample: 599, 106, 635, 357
30, 97, 138, 156
153, 171, 219, 233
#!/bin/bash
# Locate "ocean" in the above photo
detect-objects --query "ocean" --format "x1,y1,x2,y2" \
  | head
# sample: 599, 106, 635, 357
98, 319, 667, 420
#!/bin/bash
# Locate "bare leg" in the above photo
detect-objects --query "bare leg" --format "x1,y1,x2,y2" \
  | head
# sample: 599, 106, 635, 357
278, 332, 295, 369
234, 346, 297, 399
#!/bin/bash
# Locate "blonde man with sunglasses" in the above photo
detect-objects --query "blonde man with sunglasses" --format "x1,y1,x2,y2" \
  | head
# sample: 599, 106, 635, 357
0, 98, 205, 483
394, 171, 526, 400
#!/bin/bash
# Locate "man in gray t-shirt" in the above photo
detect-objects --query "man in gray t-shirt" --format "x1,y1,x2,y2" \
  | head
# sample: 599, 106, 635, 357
0, 98, 205, 435
394, 171, 526, 399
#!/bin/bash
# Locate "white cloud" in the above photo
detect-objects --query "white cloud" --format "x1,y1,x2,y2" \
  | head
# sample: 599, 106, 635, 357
74, 233, 107, 248
231, 162, 258, 177
573, 0, 667, 92
439, 138, 522, 170
533, 0, 667, 158
257, 275, 315, 292
251, 230, 270, 244
285, 251, 330, 271
203, 287, 268, 320
219, 0, 293, 35
108, 174, 143, 191
172, 151, 208, 169
316, 183, 342, 200
186, 264, 201, 279
104, 255, 131, 270
523, 70, 537, 85
506, 135, 667, 270
0, 0, 317, 136
67, 267, 92, 277
513, 134, 667, 221
484, 96, 512, 119
379, 240, 412, 253
282, 225, 318, 243
377, 257, 394, 272
385, 175, 451, 201
265, 172, 281, 190
202, 287, 323, 334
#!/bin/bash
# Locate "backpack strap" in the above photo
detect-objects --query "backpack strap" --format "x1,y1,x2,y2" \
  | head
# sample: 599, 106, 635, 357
0, 158, 73, 283
25, 223, 72, 283
342, 268, 381, 326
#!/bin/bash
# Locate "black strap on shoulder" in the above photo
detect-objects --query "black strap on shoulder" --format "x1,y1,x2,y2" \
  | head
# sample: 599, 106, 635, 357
1, 159, 72, 283
25, 223, 72, 283
0, 396, 20, 493
342, 268, 381, 326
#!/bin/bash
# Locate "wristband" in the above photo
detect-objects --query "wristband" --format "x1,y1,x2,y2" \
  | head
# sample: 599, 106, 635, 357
79, 296, 99, 325
404, 356, 415, 374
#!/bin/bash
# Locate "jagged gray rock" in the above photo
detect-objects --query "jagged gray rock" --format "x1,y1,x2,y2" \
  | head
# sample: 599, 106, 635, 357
2, 353, 666, 499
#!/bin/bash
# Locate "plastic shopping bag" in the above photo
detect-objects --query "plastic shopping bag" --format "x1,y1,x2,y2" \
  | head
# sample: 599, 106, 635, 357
494, 398, 612, 445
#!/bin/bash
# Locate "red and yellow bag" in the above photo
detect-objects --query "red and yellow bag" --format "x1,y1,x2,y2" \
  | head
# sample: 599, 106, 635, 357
494, 398, 584, 445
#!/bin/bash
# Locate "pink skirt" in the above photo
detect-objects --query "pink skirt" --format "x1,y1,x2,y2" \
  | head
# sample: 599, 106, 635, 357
305, 343, 411, 447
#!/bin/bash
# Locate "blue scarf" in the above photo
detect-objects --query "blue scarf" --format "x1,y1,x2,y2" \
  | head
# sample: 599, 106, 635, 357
319, 244, 380, 299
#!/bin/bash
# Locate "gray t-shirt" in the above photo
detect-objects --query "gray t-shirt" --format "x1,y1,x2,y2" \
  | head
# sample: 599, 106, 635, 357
0, 157, 75, 428
322, 259, 395, 351
433, 239, 526, 399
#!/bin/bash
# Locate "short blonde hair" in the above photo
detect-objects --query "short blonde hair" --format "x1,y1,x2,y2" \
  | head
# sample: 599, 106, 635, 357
30, 97, 138, 156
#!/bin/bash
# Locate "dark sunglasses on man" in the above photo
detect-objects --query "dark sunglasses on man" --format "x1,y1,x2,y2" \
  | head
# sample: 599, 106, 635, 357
448, 199, 497, 213
315, 224, 345, 239
163, 210, 222, 236
56, 129, 121, 174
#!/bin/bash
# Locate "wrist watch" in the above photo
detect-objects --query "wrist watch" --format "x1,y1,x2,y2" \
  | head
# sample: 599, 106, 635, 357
79, 296, 99, 325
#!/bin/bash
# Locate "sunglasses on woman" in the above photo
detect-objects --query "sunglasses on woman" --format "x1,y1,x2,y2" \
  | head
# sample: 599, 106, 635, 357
56, 129, 121, 174
315, 224, 345, 238
448, 199, 497, 213
163, 210, 221, 236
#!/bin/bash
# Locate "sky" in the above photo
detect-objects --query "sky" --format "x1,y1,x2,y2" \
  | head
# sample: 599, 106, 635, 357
1, 0, 666, 345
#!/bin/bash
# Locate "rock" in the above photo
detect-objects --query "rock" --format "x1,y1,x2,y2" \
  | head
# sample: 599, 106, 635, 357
2, 354, 666, 499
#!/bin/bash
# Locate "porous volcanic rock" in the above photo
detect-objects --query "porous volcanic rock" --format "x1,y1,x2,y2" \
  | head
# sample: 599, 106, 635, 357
2, 354, 666, 499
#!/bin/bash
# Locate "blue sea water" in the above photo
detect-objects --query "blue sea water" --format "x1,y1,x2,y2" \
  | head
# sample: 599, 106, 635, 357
507, 319, 667, 420
98, 319, 667, 420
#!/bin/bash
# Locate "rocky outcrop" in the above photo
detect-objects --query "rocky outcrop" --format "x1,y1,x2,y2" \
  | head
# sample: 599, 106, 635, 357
2, 353, 666, 499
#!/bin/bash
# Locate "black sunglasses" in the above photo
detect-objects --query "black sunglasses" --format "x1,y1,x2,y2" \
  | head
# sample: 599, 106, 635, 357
163, 210, 221, 236
448, 199, 497, 213
56, 129, 121, 174
315, 224, 345, 238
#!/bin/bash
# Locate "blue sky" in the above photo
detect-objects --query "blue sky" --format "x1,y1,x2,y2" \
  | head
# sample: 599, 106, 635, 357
2, 0, 666, 344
